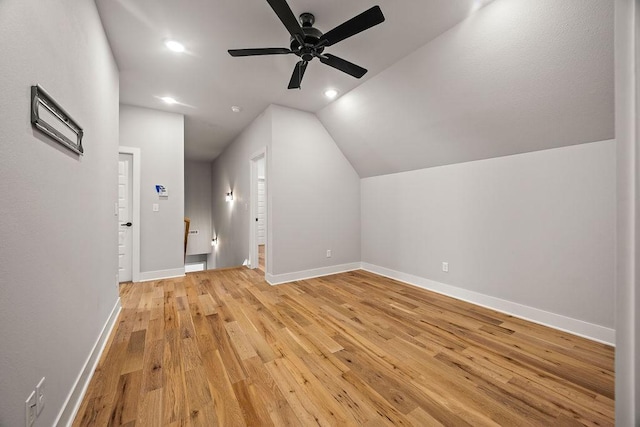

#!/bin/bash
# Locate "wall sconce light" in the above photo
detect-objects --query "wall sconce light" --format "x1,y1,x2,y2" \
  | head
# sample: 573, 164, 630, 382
211, 236, 218, 246
226, 191, 233, 202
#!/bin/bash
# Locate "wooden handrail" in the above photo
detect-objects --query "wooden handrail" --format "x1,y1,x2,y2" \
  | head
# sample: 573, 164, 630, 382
184, 217, 190, 261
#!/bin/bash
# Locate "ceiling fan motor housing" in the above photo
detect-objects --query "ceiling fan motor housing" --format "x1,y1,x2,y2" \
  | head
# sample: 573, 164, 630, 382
290, 13, 324, 61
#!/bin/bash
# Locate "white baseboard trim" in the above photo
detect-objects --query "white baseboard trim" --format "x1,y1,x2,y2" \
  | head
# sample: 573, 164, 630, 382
54, 297, 122, 426
185, 262, 206, 273
139, 267, 185, 282
360, 263, 615, 346
266, 262, 361, 286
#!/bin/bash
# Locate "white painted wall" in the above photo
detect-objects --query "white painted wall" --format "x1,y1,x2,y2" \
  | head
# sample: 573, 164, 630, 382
211, 108, 272, 269
0, 0, 120, 425
362, 141, 615, 333
119, 105, 185, 278
318, 0, 614, 177
185, 160, 213, 256
614, 0, 639, 423
269, 105, 360, 277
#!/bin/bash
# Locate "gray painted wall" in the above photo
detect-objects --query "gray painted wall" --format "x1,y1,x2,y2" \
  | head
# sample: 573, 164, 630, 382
210, 105, 361, 276
119, 105, 185, 275
185, 160, 213, 256
614, 0, 639, 423
318, 0, 614, 177
211, 108, 272, 269
361, 140, 615, 329
0, 0, 120, 425
270, 105, 361, 275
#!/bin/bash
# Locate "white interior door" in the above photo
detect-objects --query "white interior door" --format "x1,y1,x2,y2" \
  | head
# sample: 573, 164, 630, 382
118, 153, 133, 282
257, 177, 266, 245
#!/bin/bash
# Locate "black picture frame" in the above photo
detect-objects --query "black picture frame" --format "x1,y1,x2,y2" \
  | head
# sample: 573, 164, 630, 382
31, 85, 84, 155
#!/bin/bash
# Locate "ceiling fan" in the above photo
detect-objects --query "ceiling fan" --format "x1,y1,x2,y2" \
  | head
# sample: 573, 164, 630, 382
228, 0, 385, 89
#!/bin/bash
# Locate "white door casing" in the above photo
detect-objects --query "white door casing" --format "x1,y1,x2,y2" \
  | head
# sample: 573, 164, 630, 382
257, 178, 266, 245
249, 148, 267, 271
118, 153, 133, 282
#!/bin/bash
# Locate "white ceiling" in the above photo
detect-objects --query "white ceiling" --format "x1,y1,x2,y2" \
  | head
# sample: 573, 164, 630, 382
95, 0, 488, 161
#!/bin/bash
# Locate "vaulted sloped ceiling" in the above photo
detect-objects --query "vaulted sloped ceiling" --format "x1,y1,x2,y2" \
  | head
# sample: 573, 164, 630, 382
95, 0, 490, 162
317, 0, 614, 178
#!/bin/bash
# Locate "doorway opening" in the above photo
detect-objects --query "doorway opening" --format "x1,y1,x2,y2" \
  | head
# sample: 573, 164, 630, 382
249, 148, 267, 273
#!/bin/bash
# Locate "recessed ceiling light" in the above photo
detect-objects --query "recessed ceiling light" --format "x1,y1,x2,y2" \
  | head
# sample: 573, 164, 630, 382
165, 40, 185, 53
231, 106, 242, 113
161, 96, 177, 105
324, 89, 338, 99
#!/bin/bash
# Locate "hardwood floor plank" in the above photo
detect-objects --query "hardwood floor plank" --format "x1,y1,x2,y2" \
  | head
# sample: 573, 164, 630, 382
242, 356, 301, 426
74, 268, 615, 426
140, 339, 163, 393
225, 321, 259, 360
232, 379, 270, 426
188, 402, 218, 427
508, 376, 614, 427
136, 387, 162, 426
145, 317, 164, 344
197, 294, 218, 316
74, 396, 111, 427
299, 352, 384, 425
339, 370, 414, 426
184, 367, 214, 420
406, 407, 445, 427
121, 330, 146, 375
265, 358, 332, 426
195, 334, 245, 426
276, 353, 353, 425
205, 314, 247, 384
163, 329, 187, 424
108, 370, 142, 426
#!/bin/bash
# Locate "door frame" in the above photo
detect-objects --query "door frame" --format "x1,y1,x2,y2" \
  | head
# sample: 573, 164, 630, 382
118, 146, 141, 283
249, 147, 268, 271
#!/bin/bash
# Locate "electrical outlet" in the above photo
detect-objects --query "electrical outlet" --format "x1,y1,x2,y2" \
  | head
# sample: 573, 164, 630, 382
35, 377, 45, 415
442, 262, 449, 272
25, 391, 36, 427
326, 249, 332, 258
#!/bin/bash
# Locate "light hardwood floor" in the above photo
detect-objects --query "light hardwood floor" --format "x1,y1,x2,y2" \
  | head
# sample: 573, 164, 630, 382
73, 268, 614, 426
258, 244, 265, 272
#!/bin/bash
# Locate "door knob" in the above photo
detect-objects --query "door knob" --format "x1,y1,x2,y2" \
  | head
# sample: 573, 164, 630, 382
121, 222, 132, 227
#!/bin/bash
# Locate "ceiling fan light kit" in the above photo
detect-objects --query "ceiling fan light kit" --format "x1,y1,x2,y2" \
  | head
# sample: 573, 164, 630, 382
228, 0, 385, 89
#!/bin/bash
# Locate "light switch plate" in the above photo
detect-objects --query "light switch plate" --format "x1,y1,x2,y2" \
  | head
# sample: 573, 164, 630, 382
25, 391, 36, 427
153, 203, 159, 212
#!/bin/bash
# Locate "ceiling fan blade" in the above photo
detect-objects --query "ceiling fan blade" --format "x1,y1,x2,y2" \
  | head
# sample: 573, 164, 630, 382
319, 54, 367, 78
266, 0, 304, 41
319, 6, 385, 47
228, 48, 292, 57
288, 61, 308, 89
